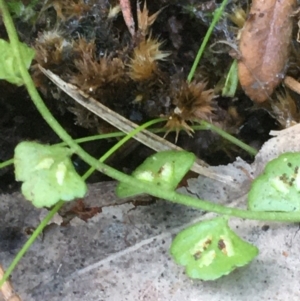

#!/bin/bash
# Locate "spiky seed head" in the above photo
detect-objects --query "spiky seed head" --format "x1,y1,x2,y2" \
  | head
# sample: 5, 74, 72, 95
128, 38, 170, 81
137, 1, 163, 37
172, 81, 215, 121
164, 113, 194, 143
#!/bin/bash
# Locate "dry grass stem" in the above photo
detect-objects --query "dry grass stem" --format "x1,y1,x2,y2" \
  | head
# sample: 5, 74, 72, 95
39, 65, 234, 184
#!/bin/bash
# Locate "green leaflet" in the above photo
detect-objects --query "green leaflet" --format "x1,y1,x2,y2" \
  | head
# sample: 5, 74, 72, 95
7, 0, 39, 21
170, 217, 258, 280
0, 39, 35, 86
14, 141, 87, 208
248, 152, 300, 212
117, 150, 195, 198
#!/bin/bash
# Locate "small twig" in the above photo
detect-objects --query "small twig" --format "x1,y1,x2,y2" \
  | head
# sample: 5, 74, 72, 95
119, 0, 135, 36
284, 76, 300, 95
0, 265, 22, 301
39, 66, 233, 184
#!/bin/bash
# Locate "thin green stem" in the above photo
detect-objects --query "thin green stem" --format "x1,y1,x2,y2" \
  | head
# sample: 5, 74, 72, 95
0, 201, 63, 288
58, 132, 125, 146
2, 0, 298, 288
2, 0, 297, 230
185, 0, 256, 157
83, 118, 164, 180
95, 118, 165, 161
0, 124, 208, 169
0, 118, 162, 288
18, 161, 300, 225
0, 158, 14, 169
187, 0, 229, 82
0, 0, 81, 154
200, 120, 258, 156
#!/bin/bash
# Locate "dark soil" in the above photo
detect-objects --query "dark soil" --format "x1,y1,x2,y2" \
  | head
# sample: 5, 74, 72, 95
0, 0, 287, 193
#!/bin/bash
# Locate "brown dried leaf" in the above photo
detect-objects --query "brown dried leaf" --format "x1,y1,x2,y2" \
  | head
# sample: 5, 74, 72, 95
119, 0, 135, 36
238, 0, 296, 103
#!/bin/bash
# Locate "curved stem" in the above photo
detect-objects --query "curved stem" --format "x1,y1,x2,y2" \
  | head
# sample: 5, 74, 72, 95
2, 0, 300, 288
187, 0, 229, 82
200, 120, 258, 156
0, 158, 14, 169
0, 124, 208, 170
83, 118, 164, 179
1, 0, 299, 229
0, 117, 161, 288
0, 201, 63, 288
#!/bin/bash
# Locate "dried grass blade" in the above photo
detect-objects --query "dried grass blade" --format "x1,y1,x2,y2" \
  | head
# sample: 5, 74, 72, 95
119, 0, 135, 36
39, 66, 233, 184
